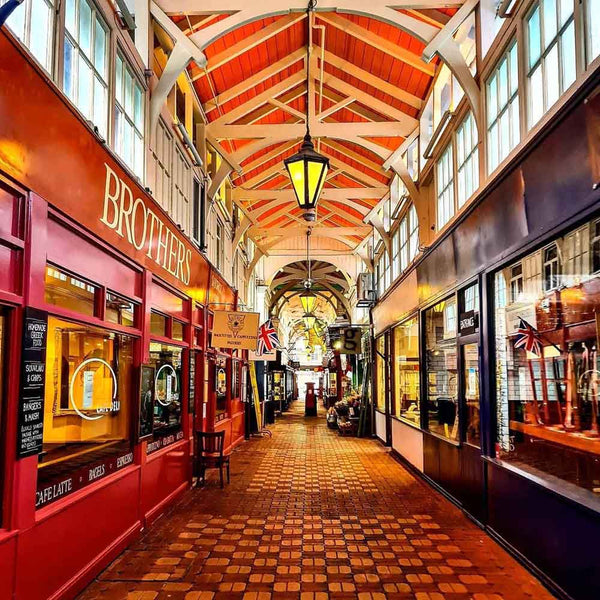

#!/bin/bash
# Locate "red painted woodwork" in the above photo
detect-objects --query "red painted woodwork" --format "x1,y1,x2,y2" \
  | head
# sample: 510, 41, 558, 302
0, 30, 243, 600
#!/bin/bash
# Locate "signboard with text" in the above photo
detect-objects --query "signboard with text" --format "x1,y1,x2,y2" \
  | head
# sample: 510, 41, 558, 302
17, 308, 48, 458
212, 311, 260, 350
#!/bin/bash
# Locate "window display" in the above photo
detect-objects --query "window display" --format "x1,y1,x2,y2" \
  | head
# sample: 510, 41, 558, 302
393, 316, 420, 425
495, 217, 600, 496
375, 336, 385, 412
148, 343, 182, 435
38, 317, 134, 486
425, 298, 458, 440
215, 355, 227, 419
463, 343, 480, 446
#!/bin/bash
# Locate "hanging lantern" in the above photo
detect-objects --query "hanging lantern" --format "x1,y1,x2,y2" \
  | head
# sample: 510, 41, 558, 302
300, 289, 317, 314
303, 314, 316, 330
284, 135, 329, 221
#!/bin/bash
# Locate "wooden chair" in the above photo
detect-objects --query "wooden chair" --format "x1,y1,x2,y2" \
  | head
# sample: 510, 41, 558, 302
195, 431, 230, 488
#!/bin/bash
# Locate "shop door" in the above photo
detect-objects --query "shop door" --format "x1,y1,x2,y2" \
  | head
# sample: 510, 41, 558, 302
458, 340, 486, 522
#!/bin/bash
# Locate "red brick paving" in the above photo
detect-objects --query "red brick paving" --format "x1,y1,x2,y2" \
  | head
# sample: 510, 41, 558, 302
77, 401, 556, 600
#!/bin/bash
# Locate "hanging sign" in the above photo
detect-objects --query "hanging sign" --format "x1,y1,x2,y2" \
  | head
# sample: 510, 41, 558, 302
17, 308, 49, 458
459, 310, 479, 336
340, 327, 362, 354
212, 310, 260, 350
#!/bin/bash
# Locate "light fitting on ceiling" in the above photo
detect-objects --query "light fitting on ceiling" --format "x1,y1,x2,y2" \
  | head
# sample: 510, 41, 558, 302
283, 0, 329, 222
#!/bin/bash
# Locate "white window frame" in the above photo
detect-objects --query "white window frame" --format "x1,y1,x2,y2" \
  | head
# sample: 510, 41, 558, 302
456, 112, 479, 207
510, 263, 524, 303
525, 0, 576, 129
62, 0, 109, 137
436, 143, 455, 230
114, 51, 146, 180
585, 0, 600, 64
542, 243, 561, 292
486, 40, 520, 174
1, 0, 55, 72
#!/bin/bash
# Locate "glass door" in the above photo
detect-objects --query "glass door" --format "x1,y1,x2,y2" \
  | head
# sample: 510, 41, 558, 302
462, 342, 480, 447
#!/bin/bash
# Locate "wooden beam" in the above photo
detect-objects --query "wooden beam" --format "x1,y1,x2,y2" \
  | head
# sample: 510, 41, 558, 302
212, 71, 306, 125
200, 48, 306, 108
320, 140, 389, 178
268, 97, 306, 121
232, 187, 388, 200
320, 50, 423, 111
315, 12, 435, 77
196, 13, 305, 76
317, 96, 355, 121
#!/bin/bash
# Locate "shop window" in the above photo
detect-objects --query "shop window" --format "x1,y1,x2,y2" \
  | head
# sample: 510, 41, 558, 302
494, 216, 600, 498
150, 311, 168, 337
172, 319, 184, 341
462, 342, 480, 446
215, 355, 227, 418
115, 53, 145, 180
63, 0, 109, 137
106, 292, 136, 327
456, 112, 479, 207
148, 343, 182, 435
393, 317, 420, 425
425, 298, 458, 441
592, 220, 600, 273
1, 0, 55, 72
587, 0, 600, 63
542, 243, 561, 291
486, 41, 519, 173
526, 0, 576, 129
45, 265, 98, 317
375, 336, 386, 412
38, 317, 134, 487
436, 143, 454, 230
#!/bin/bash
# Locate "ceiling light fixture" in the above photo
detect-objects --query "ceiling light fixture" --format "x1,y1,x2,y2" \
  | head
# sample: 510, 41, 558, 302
283, 0, 329, 222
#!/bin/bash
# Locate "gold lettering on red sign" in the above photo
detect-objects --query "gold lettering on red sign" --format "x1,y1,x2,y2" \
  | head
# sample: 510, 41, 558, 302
100, 164, 192, 285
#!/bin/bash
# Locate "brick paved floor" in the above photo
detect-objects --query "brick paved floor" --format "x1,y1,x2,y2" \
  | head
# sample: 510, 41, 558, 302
78, 401, 556, 600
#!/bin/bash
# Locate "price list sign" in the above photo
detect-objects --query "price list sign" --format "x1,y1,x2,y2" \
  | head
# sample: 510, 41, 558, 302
17, 308, 48, 458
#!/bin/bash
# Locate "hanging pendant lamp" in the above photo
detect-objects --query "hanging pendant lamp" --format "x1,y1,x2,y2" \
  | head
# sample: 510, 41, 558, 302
300, 228, 317, 313
283, 0, 329, 222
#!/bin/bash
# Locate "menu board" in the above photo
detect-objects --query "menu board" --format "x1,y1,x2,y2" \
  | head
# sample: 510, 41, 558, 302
17, 308, 48, 458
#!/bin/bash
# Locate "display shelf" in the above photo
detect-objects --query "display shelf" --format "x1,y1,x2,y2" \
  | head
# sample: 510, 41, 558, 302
510, 420, 600, 455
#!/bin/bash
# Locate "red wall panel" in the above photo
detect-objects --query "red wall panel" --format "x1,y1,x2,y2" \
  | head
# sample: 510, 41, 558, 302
0, 533, 16, 600
15, 468, 141, 600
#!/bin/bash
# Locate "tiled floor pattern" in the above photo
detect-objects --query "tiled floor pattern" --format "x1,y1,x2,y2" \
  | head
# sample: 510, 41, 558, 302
78, 402, 556, 600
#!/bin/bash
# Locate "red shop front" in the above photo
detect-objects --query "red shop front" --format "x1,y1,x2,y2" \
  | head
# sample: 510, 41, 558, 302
0, 29, 237, 600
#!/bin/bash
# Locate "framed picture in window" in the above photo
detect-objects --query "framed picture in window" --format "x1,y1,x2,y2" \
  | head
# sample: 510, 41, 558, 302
138, 365, 155, 441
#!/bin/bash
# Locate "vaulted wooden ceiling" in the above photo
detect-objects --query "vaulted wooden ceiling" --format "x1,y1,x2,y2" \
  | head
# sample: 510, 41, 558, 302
157, 1, 460, 257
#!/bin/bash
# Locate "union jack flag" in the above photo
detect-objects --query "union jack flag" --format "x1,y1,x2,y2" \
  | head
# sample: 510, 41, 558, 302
514, 318, 543, 357
257, 319, 281, 355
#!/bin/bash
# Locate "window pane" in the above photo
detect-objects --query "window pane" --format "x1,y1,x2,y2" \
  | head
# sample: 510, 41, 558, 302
150, 312, 168, 337
498, 57, 508, 110
561, 20, 576, 89
543, 0, 558, 49
6, 0, 26, 39
487, 75, 497, 124
590, 0, 600, 62
65, 0, 76, 36
45, 265, 97, 316
559, 0, 573, 25
93, 76, 106, 136
63, 39, 75, 100
529, 64, 544, 126
30, 0, 51, 68
528, 7, 542, 69
78, 58, 92, 119
79, 0, 92, 59
106, 293, 136, 327
116, 55, 123, 105
134, 83, 143, 129
509, 43, 519, 95
38, 317, 134, 504
94, 18, 106, 78
545, 43, 560, 108
494, 219, 600, 499
426, 298, 458, 440
463, 343, 480, 446
394, 317, 420, 424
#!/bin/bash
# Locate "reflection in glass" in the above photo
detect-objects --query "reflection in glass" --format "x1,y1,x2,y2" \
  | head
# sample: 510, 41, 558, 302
426, 299, 458, 440
463, 343, 480, 446
106, 292, 135, 327
39, 317, 133, 482
45, 265, 97, 316
393, 317, 420, 425
149, 343, 182, 435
